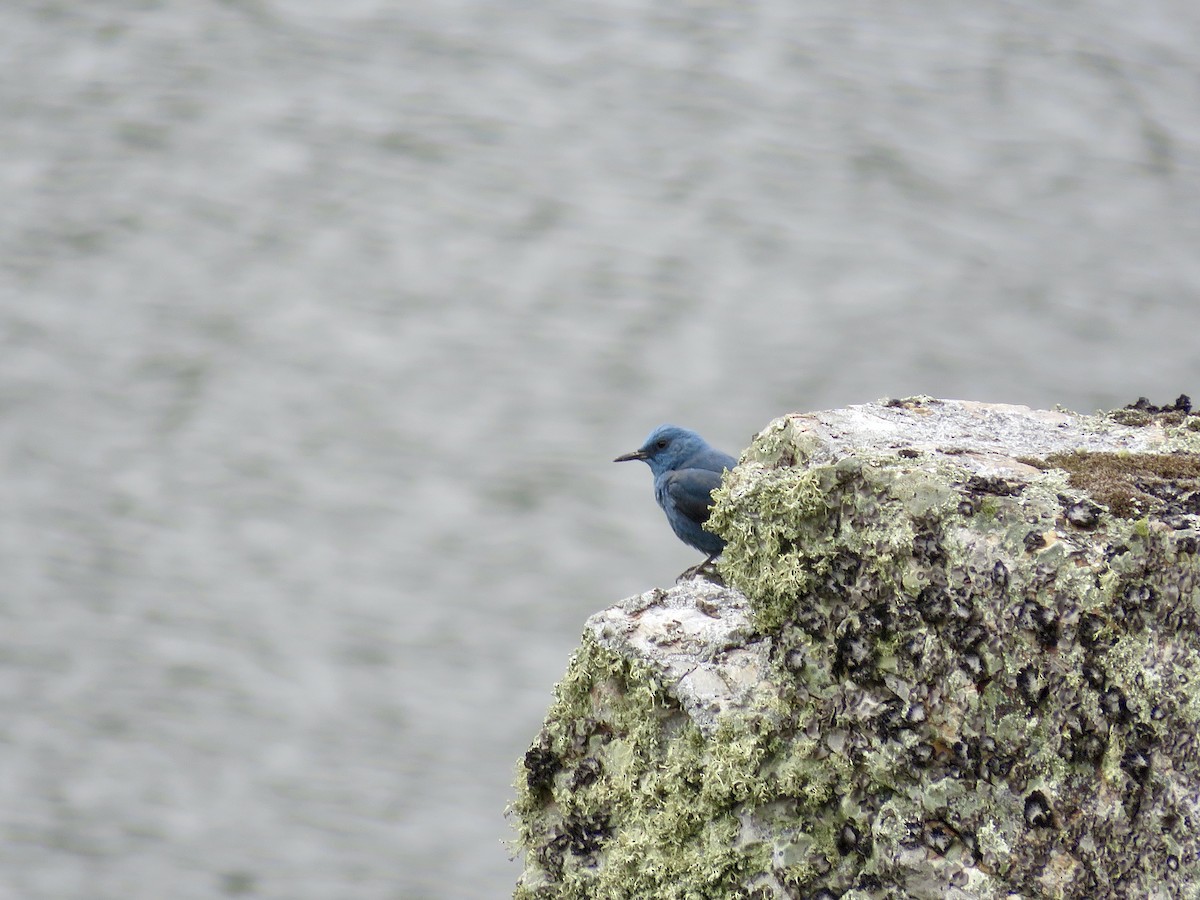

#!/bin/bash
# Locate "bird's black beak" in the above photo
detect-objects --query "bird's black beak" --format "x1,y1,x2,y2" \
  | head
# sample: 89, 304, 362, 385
613, 449, 647, 463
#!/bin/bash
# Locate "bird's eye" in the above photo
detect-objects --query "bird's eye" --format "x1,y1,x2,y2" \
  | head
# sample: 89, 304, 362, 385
655, 439, 668, 449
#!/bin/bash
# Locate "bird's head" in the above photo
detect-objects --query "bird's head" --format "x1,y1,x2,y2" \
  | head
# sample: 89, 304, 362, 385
613, 424, 708, 477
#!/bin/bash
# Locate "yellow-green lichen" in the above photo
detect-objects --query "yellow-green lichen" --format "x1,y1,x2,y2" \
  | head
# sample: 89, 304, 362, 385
710, 455, 967, 633
514, 639, 785, 899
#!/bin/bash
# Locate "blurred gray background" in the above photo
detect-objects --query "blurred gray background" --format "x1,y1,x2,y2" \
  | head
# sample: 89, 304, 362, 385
3, 2, 1199, 898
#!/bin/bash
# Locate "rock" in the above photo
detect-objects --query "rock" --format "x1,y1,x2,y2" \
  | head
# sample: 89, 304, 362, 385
513, 398, 1200, 899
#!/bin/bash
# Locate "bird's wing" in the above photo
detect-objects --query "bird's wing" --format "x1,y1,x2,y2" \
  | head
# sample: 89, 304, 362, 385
662, 467, 726, 525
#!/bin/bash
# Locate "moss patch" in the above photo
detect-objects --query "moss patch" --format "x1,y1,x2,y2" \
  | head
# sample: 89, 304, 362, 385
1042, 450, 1200, 518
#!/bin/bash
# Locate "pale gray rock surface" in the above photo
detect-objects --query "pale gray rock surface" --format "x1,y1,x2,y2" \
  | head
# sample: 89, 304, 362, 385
585, 580, 770, 738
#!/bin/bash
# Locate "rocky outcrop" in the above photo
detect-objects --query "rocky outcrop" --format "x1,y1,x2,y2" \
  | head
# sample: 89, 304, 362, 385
513, 398, 1200, 899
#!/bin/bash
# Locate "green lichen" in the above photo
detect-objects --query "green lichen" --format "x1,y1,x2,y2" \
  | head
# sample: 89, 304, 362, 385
513, 639, 780, 899
710, 453, 997, 634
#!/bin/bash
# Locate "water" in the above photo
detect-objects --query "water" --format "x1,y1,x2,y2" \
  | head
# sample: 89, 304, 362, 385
3, 2, 1199, 897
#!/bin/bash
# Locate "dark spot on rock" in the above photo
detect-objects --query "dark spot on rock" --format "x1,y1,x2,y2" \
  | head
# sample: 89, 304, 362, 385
1063, 497, 1102, 530
834, 631, 874, 679
903, 635, 925, 666
951, 740, 979, 777
1066, 727, 1106, 765
1081, 663, 1106, 689
876, 697, 907, 737
898, 447, 920, 459
1017, 665, 1049, 707
1121, 746, 1152, 785
960, 830, 978, 857
837, 823, 862, 855
794, 599, 829, 637
828, 552, 864, 592
536, 812, 611, 876
1018, 601, 1059, 648
1022, 607, 1060, 648
985, 752, 1014, 779
911, 743, 934, 765
1034, 609, 1059, 648
547, 812, 611, 864
956, 619, 986, 649
957, 498, 979, 516
1177, 535, 1199, 554
1168, 855, 1180, 872
1099, 686, 1129, 723
1024, 791, 1053, 828
991, 560, 1010, 590
860, 601, 894, 637
966, 475, 1025, 496
1079, 613, 1113, 648
1024, 530, 1047, 552
912, 527, 946, 565
1120, 582, 1158, 616
923, 821, 954, 854
916, 585, 951, 624
569, 757, 602, 791
524, 743, 562, 798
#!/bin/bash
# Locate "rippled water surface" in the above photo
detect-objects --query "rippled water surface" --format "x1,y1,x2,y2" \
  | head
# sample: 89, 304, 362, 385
3, 2, 1200, 897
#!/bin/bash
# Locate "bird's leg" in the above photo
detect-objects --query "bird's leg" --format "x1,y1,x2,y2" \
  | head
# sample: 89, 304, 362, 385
676, 551, 724, 585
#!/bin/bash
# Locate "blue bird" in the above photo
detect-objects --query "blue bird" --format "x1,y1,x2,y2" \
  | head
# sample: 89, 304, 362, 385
614, 425, 737, 581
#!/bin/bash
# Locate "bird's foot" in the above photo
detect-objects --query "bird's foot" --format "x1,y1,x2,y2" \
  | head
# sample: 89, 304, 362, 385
675, 556, 724, 586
